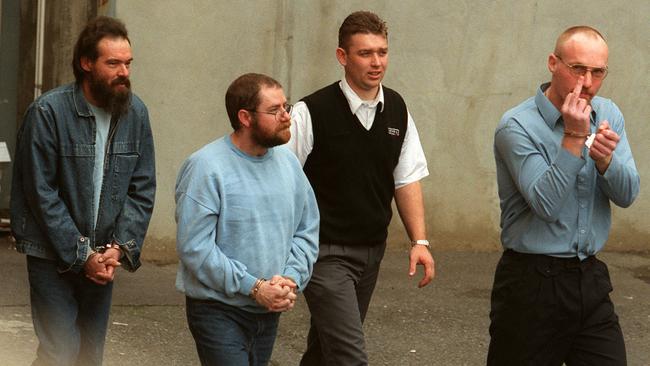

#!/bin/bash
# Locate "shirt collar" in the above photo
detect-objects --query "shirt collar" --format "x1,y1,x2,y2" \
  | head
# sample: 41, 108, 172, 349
535, 82, 598, 130
73, 82, 93, 118
535, 82, 561, 130
338, 77, 385, 114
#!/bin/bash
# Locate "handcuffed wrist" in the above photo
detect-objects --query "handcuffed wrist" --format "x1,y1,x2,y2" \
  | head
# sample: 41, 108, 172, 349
250, 278, 266, 300
85, 249, 98, 263
563, 130, 590, 138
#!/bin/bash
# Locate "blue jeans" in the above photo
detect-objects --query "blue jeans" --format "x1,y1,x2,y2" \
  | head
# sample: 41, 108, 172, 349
186, 297, 281, 366
26, 255, 113, 366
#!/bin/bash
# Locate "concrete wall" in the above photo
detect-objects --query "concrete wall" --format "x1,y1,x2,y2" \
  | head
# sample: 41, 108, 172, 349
116, 0, 650, 258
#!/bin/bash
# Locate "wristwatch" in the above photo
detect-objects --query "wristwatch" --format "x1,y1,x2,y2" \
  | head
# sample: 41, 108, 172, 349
411, 239, 430, 246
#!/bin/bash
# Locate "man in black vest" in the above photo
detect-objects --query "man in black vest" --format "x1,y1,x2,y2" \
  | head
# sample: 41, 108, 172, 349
287, 11, 435, 365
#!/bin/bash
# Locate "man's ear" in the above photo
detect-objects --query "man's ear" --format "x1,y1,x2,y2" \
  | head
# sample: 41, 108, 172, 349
336, 47, 347, 67
238, 109, 253, 128
547, 53, 558, 73
80, 56, 93, 72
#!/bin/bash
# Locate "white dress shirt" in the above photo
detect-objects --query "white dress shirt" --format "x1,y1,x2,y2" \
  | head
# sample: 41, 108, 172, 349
287, 78, 429, 188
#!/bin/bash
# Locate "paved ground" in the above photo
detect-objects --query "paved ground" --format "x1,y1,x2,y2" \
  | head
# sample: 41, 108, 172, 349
1, 236, 649, 365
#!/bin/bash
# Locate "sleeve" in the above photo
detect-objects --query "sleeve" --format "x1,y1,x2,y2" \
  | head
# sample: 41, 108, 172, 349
175, 166, 258, 298
494, 120, 586, 222
393, 110, 429, 188
595, 107, 640, 207
282, 181, 320, 291
18, 103, 92, 273
286, 101, 314, 166
112, 107, 157, 271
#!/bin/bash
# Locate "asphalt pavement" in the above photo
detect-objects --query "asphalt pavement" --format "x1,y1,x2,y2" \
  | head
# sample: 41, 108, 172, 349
1, 236, 649, 365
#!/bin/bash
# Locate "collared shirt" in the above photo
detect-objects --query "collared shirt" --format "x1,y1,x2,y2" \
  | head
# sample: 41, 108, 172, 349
494, 83, 639, 259
287, 78, 429, 188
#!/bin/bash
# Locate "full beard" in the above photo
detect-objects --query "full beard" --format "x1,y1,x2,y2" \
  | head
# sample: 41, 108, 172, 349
250, 118, 290, 148
251, 128, 289, 148
89, 74, 132, 118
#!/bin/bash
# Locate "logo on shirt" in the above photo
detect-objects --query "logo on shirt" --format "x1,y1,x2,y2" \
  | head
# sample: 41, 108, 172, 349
387, 127, 400, 136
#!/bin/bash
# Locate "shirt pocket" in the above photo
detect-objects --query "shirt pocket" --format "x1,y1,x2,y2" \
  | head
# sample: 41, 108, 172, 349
58, 143, 95, 196
111, 141, 140, 173
110, 141, 140, 201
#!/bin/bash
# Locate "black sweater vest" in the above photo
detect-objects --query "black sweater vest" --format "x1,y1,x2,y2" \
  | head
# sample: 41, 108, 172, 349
302, 82, 407, 246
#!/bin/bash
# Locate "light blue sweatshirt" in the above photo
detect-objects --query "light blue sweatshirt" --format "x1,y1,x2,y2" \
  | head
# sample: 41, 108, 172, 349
175, 135, 320, 313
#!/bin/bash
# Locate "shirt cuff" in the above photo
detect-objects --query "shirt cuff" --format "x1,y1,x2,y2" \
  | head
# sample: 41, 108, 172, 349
556, 147, 586, 175
282, 268, 302, 291
239, 273, 259, 297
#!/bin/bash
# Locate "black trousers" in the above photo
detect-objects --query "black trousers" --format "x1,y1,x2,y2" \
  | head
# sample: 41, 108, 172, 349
487, 250, 626, 366
300, 242, 386, 366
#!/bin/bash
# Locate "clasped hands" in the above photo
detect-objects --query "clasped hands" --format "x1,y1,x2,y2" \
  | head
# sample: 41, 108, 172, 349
84, 243, 122, 285
561, 76, 620, 172
253, 275, 297, 313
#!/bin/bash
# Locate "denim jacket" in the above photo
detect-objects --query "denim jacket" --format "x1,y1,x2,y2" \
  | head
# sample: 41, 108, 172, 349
10, 83, 156, 273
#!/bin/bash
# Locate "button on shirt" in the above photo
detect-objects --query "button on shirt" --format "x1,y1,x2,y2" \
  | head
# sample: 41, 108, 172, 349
288, 78, 429, 188
494, 83, 639, 259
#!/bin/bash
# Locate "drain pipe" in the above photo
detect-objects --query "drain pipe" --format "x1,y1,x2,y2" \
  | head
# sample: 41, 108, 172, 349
34, 0, 46, 99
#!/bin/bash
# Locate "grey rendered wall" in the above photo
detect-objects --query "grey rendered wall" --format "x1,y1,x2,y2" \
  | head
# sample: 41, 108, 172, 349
116, 0, 650, 256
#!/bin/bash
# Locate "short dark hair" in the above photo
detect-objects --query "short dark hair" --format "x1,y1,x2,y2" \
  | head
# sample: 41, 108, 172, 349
72, 16, 130, 84
225, 73, 283, 130
338, 11, 388, 50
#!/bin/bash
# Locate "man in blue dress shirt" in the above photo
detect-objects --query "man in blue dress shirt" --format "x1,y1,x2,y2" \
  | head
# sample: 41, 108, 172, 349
489, 26, 639, 365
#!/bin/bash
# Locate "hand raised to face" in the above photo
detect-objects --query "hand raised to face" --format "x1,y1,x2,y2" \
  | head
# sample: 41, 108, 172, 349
560, 76, 591, 135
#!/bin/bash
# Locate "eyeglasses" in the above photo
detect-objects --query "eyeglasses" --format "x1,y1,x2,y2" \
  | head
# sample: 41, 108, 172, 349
248, 103, 293, 121
554, 54, 608, 80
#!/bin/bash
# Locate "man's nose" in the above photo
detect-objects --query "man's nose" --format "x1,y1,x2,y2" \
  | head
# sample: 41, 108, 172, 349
370, 53, 380, 66
117, 64, 129, 77
582, 71, 593, 89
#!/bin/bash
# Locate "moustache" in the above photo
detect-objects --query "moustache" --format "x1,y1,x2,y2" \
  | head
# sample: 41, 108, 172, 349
111, 77, 131, 88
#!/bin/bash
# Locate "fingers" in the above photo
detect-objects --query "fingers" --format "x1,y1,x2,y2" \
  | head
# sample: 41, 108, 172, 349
93, 270, 115, 282
418, 260, 435, 288
105, 265, 115, 278
98, 257, 121, 268
589, 130, 619, 159
265, 294, 296, 313
284, 289, 297, 302
408, 255, 417, 276
255, 280, 298, 312
592, 125, 619, 150
85, 274, 108, 285
598, 120, 610, 131
560, 76, 591, 136
562, 76, 584, 111
588, 122, 619, 172
269, 275, 297, 290
268, 297, 295, 312
408, 246, 435, 288
572, 75, 584, 97
269, 275, 284, 285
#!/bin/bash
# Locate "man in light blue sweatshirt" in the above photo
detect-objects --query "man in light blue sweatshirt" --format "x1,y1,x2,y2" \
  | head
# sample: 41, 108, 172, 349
175, 73, 319, 366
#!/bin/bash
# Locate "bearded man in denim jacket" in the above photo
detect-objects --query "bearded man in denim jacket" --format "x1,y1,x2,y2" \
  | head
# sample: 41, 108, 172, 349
10, 16, 155, 366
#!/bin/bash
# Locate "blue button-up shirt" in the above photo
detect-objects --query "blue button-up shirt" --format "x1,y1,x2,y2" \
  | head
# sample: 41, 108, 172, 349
494, 83, 639, 259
